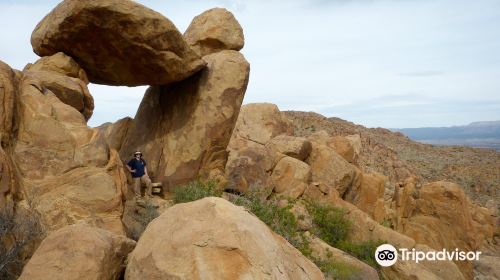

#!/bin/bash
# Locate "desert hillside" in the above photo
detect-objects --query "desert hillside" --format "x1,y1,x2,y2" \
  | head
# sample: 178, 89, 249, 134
285, 111, 500, 210
0, 1, 498, 280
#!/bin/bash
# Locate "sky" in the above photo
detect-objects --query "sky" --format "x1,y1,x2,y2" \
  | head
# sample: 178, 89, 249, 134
1, 0, 499, 128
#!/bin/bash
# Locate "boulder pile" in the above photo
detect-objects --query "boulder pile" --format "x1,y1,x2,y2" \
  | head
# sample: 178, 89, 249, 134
0, 0, 497, 279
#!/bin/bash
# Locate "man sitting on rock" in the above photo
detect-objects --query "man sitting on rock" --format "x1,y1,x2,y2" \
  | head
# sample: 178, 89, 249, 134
126, 151, 153, 199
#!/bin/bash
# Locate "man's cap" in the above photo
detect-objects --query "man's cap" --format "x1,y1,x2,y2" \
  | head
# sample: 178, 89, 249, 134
134, 151, 142, 155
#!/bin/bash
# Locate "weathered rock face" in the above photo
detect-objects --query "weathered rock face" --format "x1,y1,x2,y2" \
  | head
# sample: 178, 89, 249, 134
225, 144, 274, 193
0, 60, 18, 147
19, 223, 136, 280
306, 140, 358, 197
31, 0, 205, 86
119, 50, 249, 188
265, 135, 312, 162
23, 53, 94, 120
125, 197, 324, 280
98, 117, 133, 151
228, 103, 293, 148
184, 8, 244, 57
11, 64, 126, 234
393, 180, 496, 279
345, 172, 387, 222
271, 156, 310, 199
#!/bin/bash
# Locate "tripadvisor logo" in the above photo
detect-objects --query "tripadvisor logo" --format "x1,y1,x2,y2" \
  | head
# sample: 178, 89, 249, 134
374, 244, 482, 267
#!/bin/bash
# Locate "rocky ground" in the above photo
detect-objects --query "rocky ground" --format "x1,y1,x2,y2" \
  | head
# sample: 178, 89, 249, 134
0, 0, 498, 280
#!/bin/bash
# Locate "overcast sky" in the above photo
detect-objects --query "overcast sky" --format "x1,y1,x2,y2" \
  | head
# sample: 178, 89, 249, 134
1, 0, 499, 128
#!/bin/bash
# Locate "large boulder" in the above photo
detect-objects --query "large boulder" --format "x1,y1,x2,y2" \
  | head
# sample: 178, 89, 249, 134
118, 50, 249, 188
393, 181, 496, 279
306, 141, 358, 197
31, 0, 205, 86
184, 8, 244, 57
125, 197, 324, 279
228, 103, 293, 149
225, 144, 274, 194
344, 172, 387, 222
265, 135, 312, 162
19, 223, 136, 280
271, 156, 311, 199
23, 53, 94, 120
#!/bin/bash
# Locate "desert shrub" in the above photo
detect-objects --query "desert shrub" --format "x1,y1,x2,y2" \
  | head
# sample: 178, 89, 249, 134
173, 180, 222, 204
315, 257, 360, 280
129, 199, 161, 240
337, 240, 385, 268
306, 201, 351, 246
0, 202, 45, 280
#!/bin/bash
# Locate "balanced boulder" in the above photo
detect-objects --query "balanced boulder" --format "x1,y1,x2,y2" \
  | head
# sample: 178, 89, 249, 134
31, 0, 205, 86
119, 50, 250, 188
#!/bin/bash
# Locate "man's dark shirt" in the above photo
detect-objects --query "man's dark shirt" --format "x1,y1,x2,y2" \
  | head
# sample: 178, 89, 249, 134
127, 158, 147, 178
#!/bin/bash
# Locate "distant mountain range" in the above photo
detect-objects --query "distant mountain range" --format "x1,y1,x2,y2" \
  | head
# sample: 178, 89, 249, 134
392, 121, 500, 150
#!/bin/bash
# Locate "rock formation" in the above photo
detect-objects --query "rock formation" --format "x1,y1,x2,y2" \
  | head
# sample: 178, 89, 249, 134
184, 8, 245, 57
19, 223, 136, 280
125, 197, 324, 280
117, 50, 249, 189
31, 0, 205, 86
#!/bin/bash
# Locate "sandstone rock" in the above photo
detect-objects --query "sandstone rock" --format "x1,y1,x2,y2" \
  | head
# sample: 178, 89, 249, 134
0, 147, 15, 207
330, 136, 357, 163
19, 223, 136, 280
23, 62, 94, 120
307, 234, 379, 280
31, 0, 205, 86
24, 51, 89, 83
228, 103, 293, 148
13, 69, 126, 234
306, 142, 358, 197
345, 172, 387, 222
271, 156, 310, 199
394, 181, 496, 279
265, 135, 312, 161
303, 183, 415, 248
474, 255, 500, 280
98, 117, 133, 151
119, 50, 249, 188
0, 60, 17, 146
125, 197, 324, 280
122, 197, 171, 240
184, 8, 244, 57
225, 144, 274, 194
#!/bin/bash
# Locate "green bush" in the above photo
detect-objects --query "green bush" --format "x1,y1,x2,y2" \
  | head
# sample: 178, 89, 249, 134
306, 201, 351, 246
337, 240, 386, 268
315, 258, 360, 280
173, 180, 222, 204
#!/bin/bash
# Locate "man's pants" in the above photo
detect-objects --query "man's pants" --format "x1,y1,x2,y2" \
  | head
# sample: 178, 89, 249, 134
133, 175, 152, 197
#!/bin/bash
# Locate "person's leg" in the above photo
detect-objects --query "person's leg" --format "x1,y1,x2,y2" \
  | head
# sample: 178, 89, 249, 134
142, 175, 153, 197
133, 178, 141, 198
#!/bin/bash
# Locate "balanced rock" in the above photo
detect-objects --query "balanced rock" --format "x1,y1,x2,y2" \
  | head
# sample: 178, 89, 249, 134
31, 0, 205, 86
184, 8, 244, 57
118, 50, 249, 188
19, 223, 136, 280
125, 197, 324, 280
